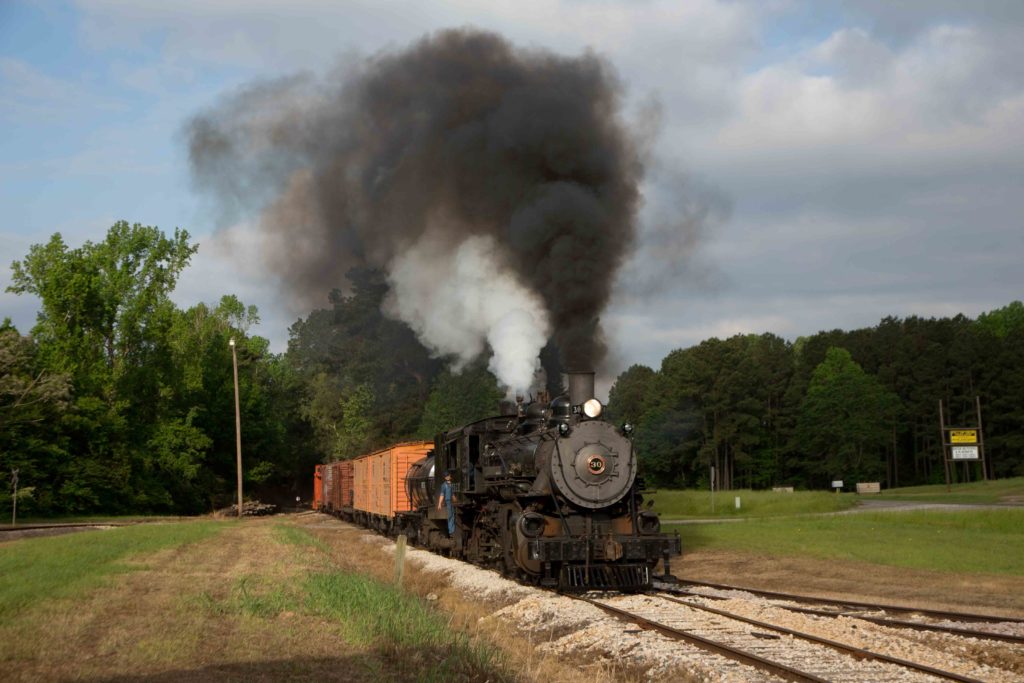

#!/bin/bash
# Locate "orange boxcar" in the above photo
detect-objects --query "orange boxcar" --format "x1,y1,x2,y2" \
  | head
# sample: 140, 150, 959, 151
352, 441, 432, 519
313, 465, 324, 510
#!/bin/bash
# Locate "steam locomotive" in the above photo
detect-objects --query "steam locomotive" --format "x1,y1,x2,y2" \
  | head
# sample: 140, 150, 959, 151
314, 371, 681, 591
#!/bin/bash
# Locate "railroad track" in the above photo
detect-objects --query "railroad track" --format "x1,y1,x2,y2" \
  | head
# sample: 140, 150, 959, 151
0, 522, 129, 541
0, 522, 127, 532
570, 591, 1010, 682
657, 578, 1024, 644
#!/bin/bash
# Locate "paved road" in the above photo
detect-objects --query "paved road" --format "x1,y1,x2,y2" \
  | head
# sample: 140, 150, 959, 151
838, 498, 1020, 513
662, 498, 1021, 524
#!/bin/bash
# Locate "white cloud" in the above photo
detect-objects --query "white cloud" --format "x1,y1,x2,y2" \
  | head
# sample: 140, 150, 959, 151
170, 221, 296, 351
7, 0, 1021, 372
702, 23, 1024, 163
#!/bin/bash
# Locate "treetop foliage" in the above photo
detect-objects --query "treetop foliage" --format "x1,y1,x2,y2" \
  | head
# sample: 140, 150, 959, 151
2, 223, 296, 515
610, 304, 1024, 490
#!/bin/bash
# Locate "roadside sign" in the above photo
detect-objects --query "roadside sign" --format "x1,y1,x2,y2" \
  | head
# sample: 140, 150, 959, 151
950, 430, 977, 444
951, 446, 980, 460
831, 480, 843, 488
939, 397, 988, 490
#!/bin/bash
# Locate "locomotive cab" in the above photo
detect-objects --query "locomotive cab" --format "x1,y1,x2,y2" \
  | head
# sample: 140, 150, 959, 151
434, 423, 510, 496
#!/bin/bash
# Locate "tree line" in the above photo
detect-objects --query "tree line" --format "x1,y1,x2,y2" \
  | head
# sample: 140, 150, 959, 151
1, 223, 503, 516
3, 222, 1022, 516
608, 303, 1024, 490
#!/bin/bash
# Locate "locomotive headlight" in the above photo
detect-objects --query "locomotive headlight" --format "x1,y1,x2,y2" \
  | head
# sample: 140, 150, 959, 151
582, 398, 603, 418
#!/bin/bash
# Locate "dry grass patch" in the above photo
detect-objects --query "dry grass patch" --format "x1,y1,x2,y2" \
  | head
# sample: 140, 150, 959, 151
294, 514, 681, 682
3, 519, 414, 682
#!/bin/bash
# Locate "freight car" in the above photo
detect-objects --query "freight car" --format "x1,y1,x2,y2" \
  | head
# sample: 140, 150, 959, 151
314, 371, 681, 591
314, 442, 431, 531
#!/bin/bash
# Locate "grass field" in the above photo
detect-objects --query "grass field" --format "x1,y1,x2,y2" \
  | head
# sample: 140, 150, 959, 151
0, 520, 224, 618
649, 488, 858, 518
667, 508, 1024, 575
877, 476, 1024, 504
1, 519, 512, 682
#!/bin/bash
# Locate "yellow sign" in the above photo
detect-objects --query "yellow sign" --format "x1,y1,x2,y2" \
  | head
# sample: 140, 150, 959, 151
950, 430, 977, 444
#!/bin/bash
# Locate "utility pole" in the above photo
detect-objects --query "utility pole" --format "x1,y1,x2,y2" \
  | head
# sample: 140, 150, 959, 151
710, 465, 716, 514
230, 338, 243, 519
11, 469, 18, 526
976, 396, 989, 481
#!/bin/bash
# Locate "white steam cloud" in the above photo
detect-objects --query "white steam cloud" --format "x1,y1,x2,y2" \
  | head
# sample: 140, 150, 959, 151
384, 232, 550, 394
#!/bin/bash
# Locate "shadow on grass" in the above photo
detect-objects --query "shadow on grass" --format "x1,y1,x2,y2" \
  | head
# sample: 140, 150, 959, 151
675, 524, 721, 553
80, 646, 513, 683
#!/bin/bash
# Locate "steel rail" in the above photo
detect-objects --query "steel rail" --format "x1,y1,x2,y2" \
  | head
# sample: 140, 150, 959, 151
665, 586, 1024, 644
572, 594, 828, 683
778, 603, 1024, 645
663, 578, 1024, 625
656, 594, 987, 683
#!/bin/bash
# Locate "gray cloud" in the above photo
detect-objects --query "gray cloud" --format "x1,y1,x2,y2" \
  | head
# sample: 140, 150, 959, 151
6, 1, 1019, 376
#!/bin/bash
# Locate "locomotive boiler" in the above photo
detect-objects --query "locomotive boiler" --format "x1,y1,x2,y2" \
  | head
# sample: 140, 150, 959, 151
402, 371, 681, 590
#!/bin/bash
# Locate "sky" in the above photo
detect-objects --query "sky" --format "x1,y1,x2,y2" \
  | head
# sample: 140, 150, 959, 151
2, 0, 1022, 384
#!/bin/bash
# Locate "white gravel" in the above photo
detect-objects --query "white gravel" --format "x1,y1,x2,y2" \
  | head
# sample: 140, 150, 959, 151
366, 530, 783, 681
343, 523, 1022, 682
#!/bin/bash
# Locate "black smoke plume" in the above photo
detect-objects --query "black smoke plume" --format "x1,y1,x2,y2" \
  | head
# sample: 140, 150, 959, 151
188, 28, 643, 379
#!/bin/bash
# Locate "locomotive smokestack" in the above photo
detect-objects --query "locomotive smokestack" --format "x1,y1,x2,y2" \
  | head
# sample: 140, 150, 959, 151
567, 371, 596, 406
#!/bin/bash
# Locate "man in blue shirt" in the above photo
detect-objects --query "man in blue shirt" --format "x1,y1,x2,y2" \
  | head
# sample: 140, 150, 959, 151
436, 471, 455, 536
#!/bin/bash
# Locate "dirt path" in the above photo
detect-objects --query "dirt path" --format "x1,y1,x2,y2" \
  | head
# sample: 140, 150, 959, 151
2, 520, 391, 682
679, 547, 1024, 617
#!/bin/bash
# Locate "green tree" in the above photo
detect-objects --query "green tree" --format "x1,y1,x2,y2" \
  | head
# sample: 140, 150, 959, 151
976, 324, 1024, 476
337, 384, 375, 456
417, 366, 503, 439
287, 268, 442, 459
8, 222, 196, 398
0, 324, 71, 515
6, 222, 202, 513
300, 372, 347, 457
606, 364, 655, 425
629, 334, 794, 490
160, 297, 299, 510
976, 301, 1024, 339
796, 347, 901, 485
0, 325, 70, 428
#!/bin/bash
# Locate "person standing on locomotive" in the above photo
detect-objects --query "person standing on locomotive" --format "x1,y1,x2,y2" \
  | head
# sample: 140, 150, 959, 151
436, 471, 455, 536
